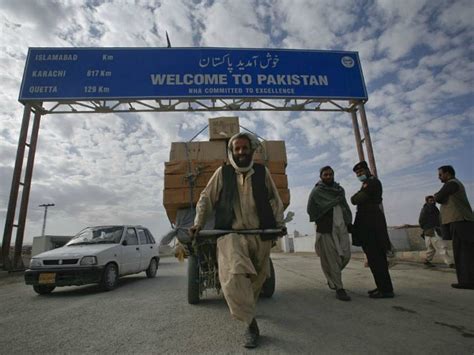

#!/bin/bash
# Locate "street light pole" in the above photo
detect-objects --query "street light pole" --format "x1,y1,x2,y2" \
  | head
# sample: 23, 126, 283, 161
39, 203, 55, 237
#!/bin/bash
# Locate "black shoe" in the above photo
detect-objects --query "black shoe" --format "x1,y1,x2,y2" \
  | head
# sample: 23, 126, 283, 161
367, 288, 378, 295
336, 289, 351, 301
451, 283, 474, 290
249, 318, 260, 336
243, 319, 260, 348
424, 261, 435, 267
369, 291, 395, 298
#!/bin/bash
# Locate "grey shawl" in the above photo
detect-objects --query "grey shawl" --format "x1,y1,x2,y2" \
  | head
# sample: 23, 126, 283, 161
307, 181, 352, 225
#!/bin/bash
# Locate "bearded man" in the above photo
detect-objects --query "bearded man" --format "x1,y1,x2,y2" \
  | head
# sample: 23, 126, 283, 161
190, 132, 285, 348
307, 166, 352, 301
434, 165, 474, 289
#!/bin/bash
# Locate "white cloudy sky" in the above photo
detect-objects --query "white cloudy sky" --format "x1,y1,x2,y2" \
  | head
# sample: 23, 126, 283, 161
0, 0, 473, 244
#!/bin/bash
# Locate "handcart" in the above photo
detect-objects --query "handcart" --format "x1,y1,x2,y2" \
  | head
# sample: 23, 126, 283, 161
186, 228, 281, 304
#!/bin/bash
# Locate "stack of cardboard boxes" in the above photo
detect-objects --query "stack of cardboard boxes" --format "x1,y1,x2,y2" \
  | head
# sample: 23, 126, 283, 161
163, 117, 290, 223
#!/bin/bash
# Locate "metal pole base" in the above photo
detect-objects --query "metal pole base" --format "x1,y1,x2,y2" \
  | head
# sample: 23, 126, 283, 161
12, 256, 25, 271
0, 255, 12, 272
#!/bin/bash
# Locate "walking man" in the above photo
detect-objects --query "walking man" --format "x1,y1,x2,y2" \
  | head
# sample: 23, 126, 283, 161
351, 161, 394, 298
434, 165, 474, 289
419, 195, 454, 268
307, 166, 352, 301
189, 132, 285, 348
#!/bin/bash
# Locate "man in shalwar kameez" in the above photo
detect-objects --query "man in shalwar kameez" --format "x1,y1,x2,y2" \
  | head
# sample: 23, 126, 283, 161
307, 166, 352, 301
190, 132, 285, 348
434, 165, 474, 289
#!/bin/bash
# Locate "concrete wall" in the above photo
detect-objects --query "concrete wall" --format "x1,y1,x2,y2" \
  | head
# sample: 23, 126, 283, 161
32, 237, 49, 257
282, 235, 362, 253
282, 227, 445, 253
32, 235, 72, 256
293, 235, 315, 253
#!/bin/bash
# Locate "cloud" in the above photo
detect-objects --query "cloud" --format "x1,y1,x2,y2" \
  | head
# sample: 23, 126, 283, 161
199, 0, 270, 47
0, 0, 71, 40
0, 0, 473, 245
274, 0, 359, 49
437, 0, 473, 33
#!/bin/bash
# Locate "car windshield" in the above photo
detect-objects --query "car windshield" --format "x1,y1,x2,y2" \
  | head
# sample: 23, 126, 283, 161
67, 226, 124, 246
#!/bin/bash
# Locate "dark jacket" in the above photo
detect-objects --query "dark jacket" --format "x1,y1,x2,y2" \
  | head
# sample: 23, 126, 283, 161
350, 175, 391, 251
418, 203, 441, 237
435, 178, 474, 242
435, 178, 474, 224
215, 163, 276, 240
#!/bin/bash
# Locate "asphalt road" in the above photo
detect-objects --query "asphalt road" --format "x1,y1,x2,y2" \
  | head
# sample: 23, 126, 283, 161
0, 253, 473, 354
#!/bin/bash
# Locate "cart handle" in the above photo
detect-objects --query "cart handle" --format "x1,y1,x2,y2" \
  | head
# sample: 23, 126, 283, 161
197, 228, 284, 237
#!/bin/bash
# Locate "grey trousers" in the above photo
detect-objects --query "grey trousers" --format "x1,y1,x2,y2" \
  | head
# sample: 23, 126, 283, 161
315, 206, 351, 290
425, 233, 453, 265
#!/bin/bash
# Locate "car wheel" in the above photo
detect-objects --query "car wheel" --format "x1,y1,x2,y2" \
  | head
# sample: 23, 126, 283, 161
146, 258, 158, 278
100, 263, 118, 291
33, 285, 56, 295
187, 255, 200, 304
260, 258, 275, 298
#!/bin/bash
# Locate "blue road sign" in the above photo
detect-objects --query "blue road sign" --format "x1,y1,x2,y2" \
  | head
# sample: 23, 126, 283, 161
19, 47, 368, 101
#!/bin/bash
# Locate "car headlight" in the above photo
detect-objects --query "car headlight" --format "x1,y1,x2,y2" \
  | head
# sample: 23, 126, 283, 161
29, 258, 42, 268
80, 256, 98, 265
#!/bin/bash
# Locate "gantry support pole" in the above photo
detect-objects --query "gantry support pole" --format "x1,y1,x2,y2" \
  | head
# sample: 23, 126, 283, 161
1, 105, 32, 271
13, 109, 42, 270
358, 102, 378, 177
350, 109, 365, 162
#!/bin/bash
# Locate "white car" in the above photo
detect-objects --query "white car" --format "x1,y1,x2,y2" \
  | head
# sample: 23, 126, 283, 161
25, 225, 160, 295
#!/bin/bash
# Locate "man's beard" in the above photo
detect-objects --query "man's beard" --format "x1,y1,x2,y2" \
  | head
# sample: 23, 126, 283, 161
233, 153, 252, 167
322, 179, 334, 186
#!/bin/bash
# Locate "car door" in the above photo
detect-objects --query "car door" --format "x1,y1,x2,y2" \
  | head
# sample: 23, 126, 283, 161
137, 228, 152, 271
145, 229, 159, 258
121, 227, 141, 274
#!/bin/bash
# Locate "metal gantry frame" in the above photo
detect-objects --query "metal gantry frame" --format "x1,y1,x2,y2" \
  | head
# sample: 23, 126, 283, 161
1, 97, 377, 271
28, 98, 359, 114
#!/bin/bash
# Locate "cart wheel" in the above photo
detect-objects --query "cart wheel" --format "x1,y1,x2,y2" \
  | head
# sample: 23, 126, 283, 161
187, 255, 200, 304
261, 258, 275, 298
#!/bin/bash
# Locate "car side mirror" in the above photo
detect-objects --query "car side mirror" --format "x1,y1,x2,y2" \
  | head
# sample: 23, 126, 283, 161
122, 240, 128, 246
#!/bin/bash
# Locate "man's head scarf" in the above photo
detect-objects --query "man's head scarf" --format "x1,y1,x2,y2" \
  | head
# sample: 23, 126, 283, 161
227, 132, 261, 173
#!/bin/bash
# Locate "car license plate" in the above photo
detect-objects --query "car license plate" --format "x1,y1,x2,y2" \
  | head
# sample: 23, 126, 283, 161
38, 273, 56, 284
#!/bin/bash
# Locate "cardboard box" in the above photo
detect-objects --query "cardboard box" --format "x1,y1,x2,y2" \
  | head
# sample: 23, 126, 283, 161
166, 207, 178, 224
164, 186, 290, 223
270, 174, 288, 189
167, 141, 286, 169
164, 186, 290, 212
254, 141, 287, 163
164, 171, 286, 191
169, 141, 227, 161
278, 188, 291, 208
209, 116, 240, 140
164, 160, 226, 175
165, 160, 285, 175
163, 187, 205, 206
164, 172, 214, 189
254, 160, 287, 174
